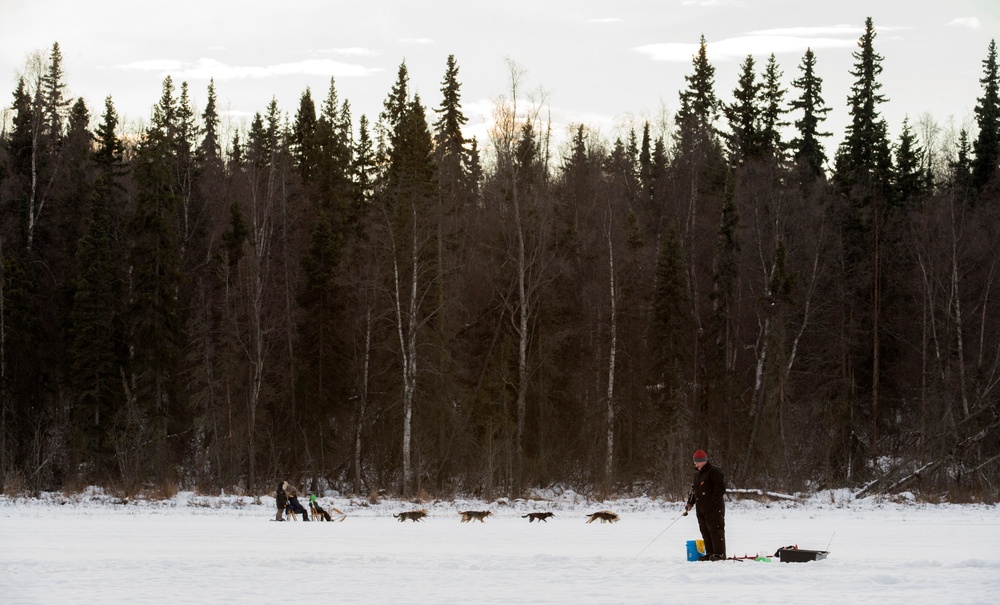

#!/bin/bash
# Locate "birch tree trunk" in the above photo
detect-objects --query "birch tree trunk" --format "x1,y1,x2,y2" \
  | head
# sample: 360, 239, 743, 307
386, 202, 421, 497
604, 209, 617, 489
239, 159, 276, 495
0, 237, 6, 474
949, 199, 969, 418
353, 304, 373, 495
514, 177, 528, 495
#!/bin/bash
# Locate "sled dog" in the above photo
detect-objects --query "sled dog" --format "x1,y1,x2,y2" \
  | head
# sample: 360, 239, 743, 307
459, 510, 493, 523
585, 510, 619, 524
393, 509, 428, 522
522, 512, 555, 523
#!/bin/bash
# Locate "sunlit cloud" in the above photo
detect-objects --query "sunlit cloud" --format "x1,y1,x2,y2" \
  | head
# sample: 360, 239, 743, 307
119, 58, 383, 79
636, 27, 859, 62
120, 59, 185, 71
682, 0, 744, 6
314, 47, 381, 57
948, 17, 981, 29
748, 25, 861, 37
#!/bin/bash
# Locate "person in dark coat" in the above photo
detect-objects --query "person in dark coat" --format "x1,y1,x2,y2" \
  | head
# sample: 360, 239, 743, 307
285, 484, 310, 521
275, 481, 289, 521
684, 449, 726, 560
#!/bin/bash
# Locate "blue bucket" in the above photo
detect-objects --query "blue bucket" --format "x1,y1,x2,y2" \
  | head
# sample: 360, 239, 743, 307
686, 539, 705, 561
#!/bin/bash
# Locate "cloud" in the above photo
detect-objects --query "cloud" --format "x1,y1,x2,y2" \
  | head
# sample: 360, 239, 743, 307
682, 0, 743, 6
119, 58, 383, 79
748, 25, 862, 37
316, 47, 381, 57
636, 27, 859, 62
948, 17, 981, 29
119, 59, 185, 71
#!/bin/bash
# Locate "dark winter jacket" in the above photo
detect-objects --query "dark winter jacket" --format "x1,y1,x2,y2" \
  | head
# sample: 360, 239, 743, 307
287, 495, 307, 515
276, 482, 289, 509
686, 462, 725, 516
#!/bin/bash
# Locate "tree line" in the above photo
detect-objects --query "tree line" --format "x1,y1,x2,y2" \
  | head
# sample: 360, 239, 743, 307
1, 18, 998, 501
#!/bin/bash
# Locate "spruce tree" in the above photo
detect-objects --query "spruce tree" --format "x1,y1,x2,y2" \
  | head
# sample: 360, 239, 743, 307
199, 79, 221, 168
833, 18, 895, 467
433, 54, 469, 200
649, 223, 691, 428
639, 122, 653, 197
759, 54, 788, 161
674, 35, 720, 158
354, 115, 376, 205
952, 128, 973, 192
292, 87, 319, 183
972, 39, 1000, 192
41, 42, 71, 144
381, 93, 438, 496
69, 98, 124, 470
316, 77, 354, 219
128, 76, 184, 466
789, 48, 832, 179
465, 136, 483, 203
835, 17, 892, 191
7, 78, 34, 190
380, 62, 410, 161
725, 54, 761, 164
895, 117, 924, 206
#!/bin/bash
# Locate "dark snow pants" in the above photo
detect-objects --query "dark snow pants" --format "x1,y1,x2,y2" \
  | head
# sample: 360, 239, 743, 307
697, 508, 726, 558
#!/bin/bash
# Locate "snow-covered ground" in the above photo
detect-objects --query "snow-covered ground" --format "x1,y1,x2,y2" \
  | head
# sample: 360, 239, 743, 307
1, 489, 997, 604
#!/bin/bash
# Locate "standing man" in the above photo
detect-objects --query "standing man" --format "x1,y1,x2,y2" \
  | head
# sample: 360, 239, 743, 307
275, 481, 289, 521
684, 449, 726, 560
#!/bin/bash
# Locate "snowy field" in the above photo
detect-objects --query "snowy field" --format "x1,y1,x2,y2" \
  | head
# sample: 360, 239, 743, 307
1, 490, 998, 604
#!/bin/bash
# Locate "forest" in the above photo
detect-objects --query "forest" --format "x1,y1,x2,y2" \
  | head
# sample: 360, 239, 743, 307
1, 18, 998, 502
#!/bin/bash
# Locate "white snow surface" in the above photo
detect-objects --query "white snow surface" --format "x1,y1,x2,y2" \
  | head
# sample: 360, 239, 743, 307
2, 489, 998, 604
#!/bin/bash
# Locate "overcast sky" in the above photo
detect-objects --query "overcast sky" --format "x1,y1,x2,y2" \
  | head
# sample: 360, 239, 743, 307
2, 0, 998, 161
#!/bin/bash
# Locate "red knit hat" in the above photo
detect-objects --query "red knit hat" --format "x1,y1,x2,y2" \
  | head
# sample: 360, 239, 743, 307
693, 450, 708, 462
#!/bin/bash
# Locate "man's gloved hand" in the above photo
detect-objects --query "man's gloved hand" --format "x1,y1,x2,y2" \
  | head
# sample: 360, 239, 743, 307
683, 505, 691, 516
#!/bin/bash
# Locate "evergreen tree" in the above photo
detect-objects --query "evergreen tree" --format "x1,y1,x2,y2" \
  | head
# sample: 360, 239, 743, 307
951, 128, 974, 192
94, 96, 124, 171
832, 18, 896, 466
465, 136, 483, 203
379, 62, 410, 162
354, 115, 376, 205
69, 98, 124, 472
674, 35, 721, 158
649, 223, 691, 428
199, 79, 221, 168
41, 42, 71, 144
292, 87, 319, 183
316, 77, 354, 219
7, 78, 34, 191
700, 178, 740, 446
53, 98, 93, 296
972, 39, 1000, 192
379, 93, 438, 496
895, 117, 924, 206
759, 54, 788, 161
835, 17, 892, 192
433, 54, 469, 201
296, 206, 346, 453
789, 48, 832, 178
725, 54, 762, 164
639, 122, 653, 196
128, 76, 184, 470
